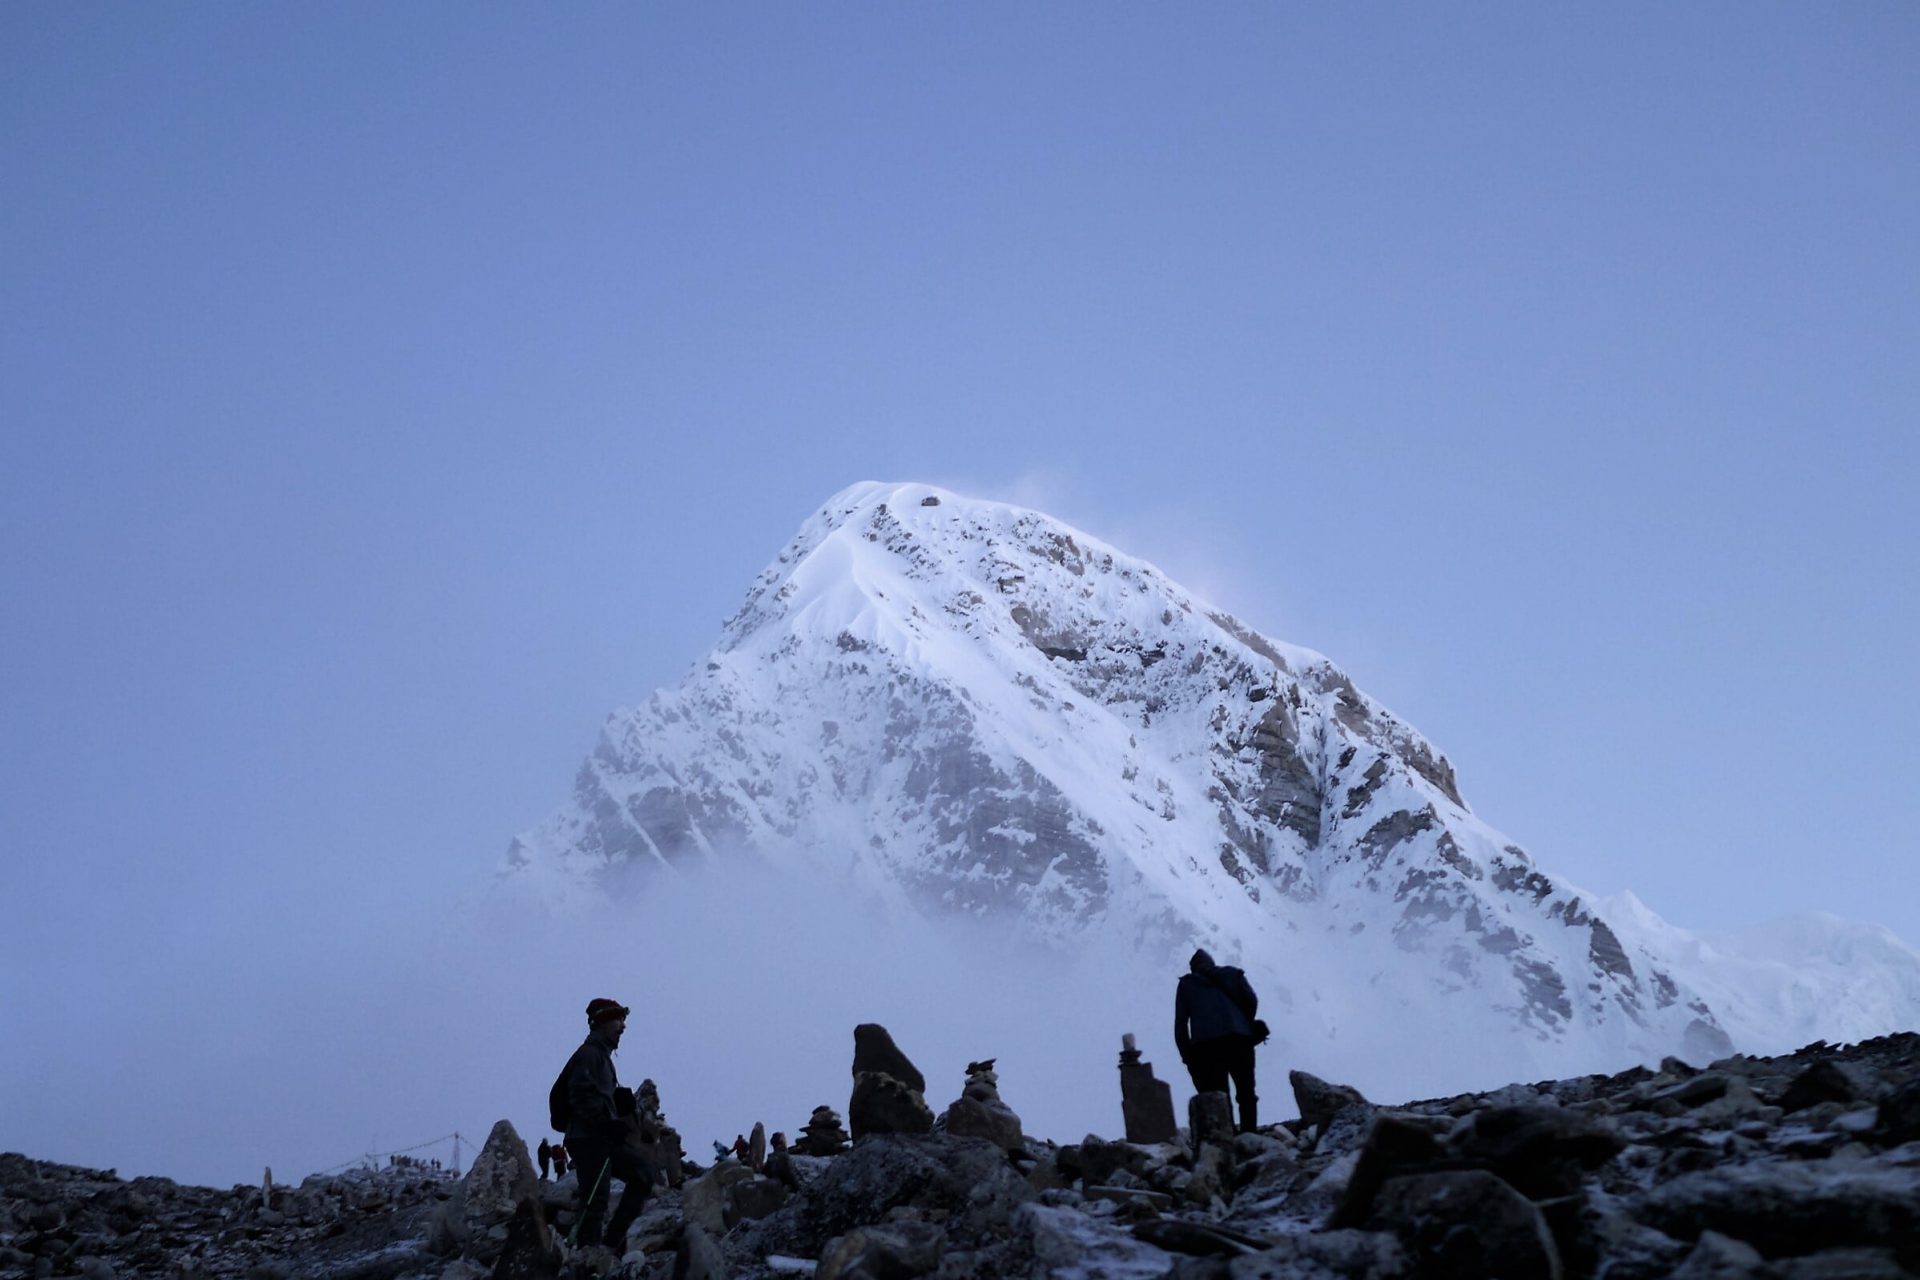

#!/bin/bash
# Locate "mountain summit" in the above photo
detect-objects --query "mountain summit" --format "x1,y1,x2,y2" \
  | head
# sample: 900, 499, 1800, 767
499, 482, 1918, 1075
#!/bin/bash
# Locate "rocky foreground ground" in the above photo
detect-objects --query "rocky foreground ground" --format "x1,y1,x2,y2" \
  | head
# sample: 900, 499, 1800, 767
5, 1032, 1918, 1280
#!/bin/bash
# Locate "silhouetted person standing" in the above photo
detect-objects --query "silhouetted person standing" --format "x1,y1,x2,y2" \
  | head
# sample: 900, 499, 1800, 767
554, 998, 650, 1250
1174, 948, 1261, 1132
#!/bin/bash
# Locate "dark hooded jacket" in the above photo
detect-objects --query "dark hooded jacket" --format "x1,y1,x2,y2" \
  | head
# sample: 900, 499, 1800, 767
560, 1024, 624, 1144
1174, 950, 1258, 1056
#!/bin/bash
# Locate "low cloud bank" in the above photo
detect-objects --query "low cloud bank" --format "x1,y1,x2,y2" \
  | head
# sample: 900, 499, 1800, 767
3, 857, 1627, 1187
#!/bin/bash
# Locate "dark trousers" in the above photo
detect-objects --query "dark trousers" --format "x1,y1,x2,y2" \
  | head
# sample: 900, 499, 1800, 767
1186, 1035, 1258, 1132
567, 1132, 652, 1248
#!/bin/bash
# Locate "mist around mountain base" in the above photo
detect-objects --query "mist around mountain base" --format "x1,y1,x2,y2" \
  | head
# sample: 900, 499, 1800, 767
2, 852, 1671, 1190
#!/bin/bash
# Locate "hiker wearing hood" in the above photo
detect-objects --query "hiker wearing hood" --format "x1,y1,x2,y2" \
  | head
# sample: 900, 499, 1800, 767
1175, 948, 1262, 1132
551, 998, 651, 1250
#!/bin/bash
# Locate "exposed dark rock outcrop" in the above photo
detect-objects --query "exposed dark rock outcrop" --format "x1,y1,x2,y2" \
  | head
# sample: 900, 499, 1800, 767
4, 1032, 1916, 1280
849, 1025, 934, 1141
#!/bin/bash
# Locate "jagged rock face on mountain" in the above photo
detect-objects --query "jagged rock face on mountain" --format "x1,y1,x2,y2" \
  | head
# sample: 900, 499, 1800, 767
498, 482, 1912, 1066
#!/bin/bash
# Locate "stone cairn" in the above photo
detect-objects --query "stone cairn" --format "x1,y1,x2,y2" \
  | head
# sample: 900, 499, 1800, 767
848, 1023, 935, 1140
937, 1057, 1025, 1152
1117, 1032, 1178, 1145
800, 1104, 850, 1156
629, 1077, 687, 1187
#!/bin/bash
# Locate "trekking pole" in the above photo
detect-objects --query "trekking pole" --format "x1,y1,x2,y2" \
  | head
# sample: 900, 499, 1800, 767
567, 1159, 613, 1249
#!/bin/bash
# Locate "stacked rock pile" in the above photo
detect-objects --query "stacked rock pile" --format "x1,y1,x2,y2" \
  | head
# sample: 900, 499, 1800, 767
797, 1108, 849, 1158
629, 1080, 687, 1189
934, 1059, 1024, 1154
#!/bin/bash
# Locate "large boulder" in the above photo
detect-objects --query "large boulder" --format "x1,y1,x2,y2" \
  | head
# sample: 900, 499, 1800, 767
1367, 1170, 1562, 1280
852, 1025, 926, 1094
1056, 1136, 1158, 1188
940, 1095, 1022, 1153
1669, 1230, 1767, 1280
850, 1072, 934, 1139
1315, 1101, 1379, 1161
1226, 1229, 1412, 1279
731, 1174, 792, 1221
682, 1161, 754, 1234
1876, 1079, 1920, 1145
1447, 1104, 1625, 1199
489, 1199, 560, 1280
1292, 1072, 1371, 1134
816, 1221, 946, 1280
678, 1222, 728, 1280
1630, 1161, 1920, 1268
1328, 1112, 1449, 1230
738, 1134, 1034, 1259
1185, 1144, 1233, 1209
849, 1025, 934, 1140
430, 1120, 548, 1265
1778, 1059, 1862, 1113
1022, 1204, 1176, 1278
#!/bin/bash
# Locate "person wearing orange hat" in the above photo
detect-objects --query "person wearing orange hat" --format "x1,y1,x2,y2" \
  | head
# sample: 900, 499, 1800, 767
552, 997, 651, 1250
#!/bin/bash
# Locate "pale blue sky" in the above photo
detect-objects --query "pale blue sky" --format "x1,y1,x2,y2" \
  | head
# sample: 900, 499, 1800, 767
2, 5, 1916, 1181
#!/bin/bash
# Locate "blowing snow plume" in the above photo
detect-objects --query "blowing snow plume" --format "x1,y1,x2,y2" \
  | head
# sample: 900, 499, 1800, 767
491, 481, 1920, 1107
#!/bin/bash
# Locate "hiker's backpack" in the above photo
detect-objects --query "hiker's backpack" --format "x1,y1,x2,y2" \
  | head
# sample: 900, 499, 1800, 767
548, 1066, 570, 1134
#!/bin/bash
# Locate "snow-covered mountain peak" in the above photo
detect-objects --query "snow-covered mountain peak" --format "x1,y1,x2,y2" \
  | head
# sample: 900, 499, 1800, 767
498, 483, 1920, 1080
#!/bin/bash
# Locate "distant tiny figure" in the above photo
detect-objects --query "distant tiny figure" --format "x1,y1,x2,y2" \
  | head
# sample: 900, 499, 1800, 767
732, 1134, 751, 1163
551, 998, 649, 1248
551, 1144, 568, 1178
537, 1138, 552, 1180
1175, 948, 1264, 1133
